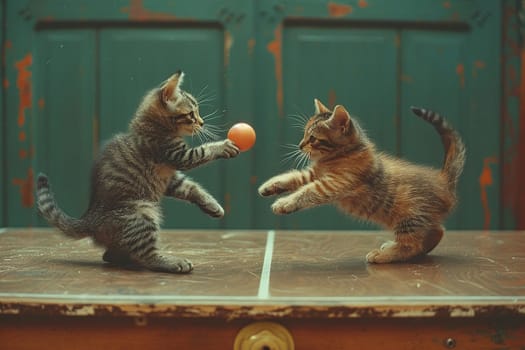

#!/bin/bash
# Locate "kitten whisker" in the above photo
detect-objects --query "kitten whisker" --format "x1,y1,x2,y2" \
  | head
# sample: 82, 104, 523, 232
281, 143, 300, 150
201, 126, 220, 141
287, 114, 309, 130
197, 96, 217, 106
196, 84, 210, 101
287, 113, 308, 124
280, 143, 308, 169
302, 153, 311, 168
202, 109, 223, 121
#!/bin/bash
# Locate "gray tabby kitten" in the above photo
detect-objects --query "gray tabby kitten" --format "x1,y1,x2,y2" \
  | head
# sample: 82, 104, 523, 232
37, 71, 239, 273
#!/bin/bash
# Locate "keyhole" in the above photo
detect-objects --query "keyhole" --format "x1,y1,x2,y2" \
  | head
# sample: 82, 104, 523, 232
261, 346, 271, 350
445, 338, 456, 348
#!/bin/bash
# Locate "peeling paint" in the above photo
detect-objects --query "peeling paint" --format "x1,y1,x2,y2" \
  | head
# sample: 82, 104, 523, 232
18, 131, 26, 142
18, 149, 28, 159
247, 38, 256, 56
394, 33, 401, 48
328, 2, 353, 17
63, 305, 95, 316
3, 79, 9, 88
328, 89, 337, 109
15, 53, 32, 128
12, 168, 34, 208
443, 1, 451, 9
472, 60, 486, 78
224, 30, 233, 68
121, 0, 178, 21
455, 63, 465, 88
1, 301, 524, 320
400, 74, 413, 83
479, 157, 498, 230
38, 98, 45, 110
450, 308, 476, 317
474, 60, 486, 69
358, 0, 368, 9
267, 25, 283, 116
3, 40, 12, 70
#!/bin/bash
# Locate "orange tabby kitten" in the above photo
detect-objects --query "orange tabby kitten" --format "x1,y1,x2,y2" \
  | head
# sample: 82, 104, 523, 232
259, 99, 465, 263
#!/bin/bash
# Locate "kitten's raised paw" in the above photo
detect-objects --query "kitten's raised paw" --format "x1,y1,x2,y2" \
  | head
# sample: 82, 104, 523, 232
258, 181, 287, 197
271, 197, 297, 215
219, 139, 240, 159
199, 200, 224, 218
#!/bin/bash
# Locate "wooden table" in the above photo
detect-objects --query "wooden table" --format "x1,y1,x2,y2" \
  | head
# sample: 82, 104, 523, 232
0, 228, 524, 349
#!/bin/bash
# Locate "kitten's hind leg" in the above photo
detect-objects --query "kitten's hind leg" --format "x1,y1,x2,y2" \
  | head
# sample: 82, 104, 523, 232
125, 229, 193, 273
366, 223, 444, 263
118, 209, 193, 273
165, 173, 224, 218
422, 225, 444, 254
102, 247, 135, 265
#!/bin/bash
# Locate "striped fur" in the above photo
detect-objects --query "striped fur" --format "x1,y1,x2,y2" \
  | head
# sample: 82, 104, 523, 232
259, 99, 466, 263
37, 71, 239, 273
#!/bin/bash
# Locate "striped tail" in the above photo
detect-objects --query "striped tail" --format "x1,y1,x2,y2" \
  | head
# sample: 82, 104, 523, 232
410, 107, 466, 193
36, 173, 89, 238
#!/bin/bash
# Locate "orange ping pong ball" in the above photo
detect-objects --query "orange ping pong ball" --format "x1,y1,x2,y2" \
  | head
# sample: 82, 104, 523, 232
227, 122, 256, 152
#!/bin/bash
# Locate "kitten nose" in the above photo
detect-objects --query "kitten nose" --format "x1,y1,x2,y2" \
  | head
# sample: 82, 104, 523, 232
197, 116, 204, 126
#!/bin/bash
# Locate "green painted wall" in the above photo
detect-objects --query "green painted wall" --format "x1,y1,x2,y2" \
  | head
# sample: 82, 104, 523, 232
1, 0, 518, 230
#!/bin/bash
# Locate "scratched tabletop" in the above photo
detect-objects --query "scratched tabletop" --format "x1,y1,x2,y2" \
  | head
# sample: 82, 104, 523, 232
0, 228, 524, 319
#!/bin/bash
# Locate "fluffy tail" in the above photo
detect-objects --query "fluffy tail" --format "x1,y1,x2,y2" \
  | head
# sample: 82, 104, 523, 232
36, 173, 90, 238
410, 107, 466, 193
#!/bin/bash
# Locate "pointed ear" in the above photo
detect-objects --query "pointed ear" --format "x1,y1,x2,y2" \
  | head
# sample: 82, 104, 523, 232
314, 98, 331, 114
161, 71, 184, 102
329, 105, 352, 132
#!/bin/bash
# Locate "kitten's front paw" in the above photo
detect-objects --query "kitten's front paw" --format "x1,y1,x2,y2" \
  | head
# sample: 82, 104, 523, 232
271, 197, 298, 215
200, 201, 225, 218
365, 249, 382, 263
258, 180, 287, 197
172, 258, 194, 273
217, 139, 240, 159
366, 241, 404, 263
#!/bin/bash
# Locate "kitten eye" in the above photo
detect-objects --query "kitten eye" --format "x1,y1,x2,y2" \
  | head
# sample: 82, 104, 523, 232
318, 139, 332, 147
309, 135, 316, 143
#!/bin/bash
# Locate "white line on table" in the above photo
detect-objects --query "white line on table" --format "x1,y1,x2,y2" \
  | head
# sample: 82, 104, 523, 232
258, 230, 275, 299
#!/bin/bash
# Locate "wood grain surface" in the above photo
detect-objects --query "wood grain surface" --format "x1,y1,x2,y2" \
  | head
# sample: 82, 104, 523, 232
0, 229, 524, 319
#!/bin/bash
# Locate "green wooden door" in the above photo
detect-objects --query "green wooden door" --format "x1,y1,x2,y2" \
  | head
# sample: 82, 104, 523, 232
1, 0, 516, 231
